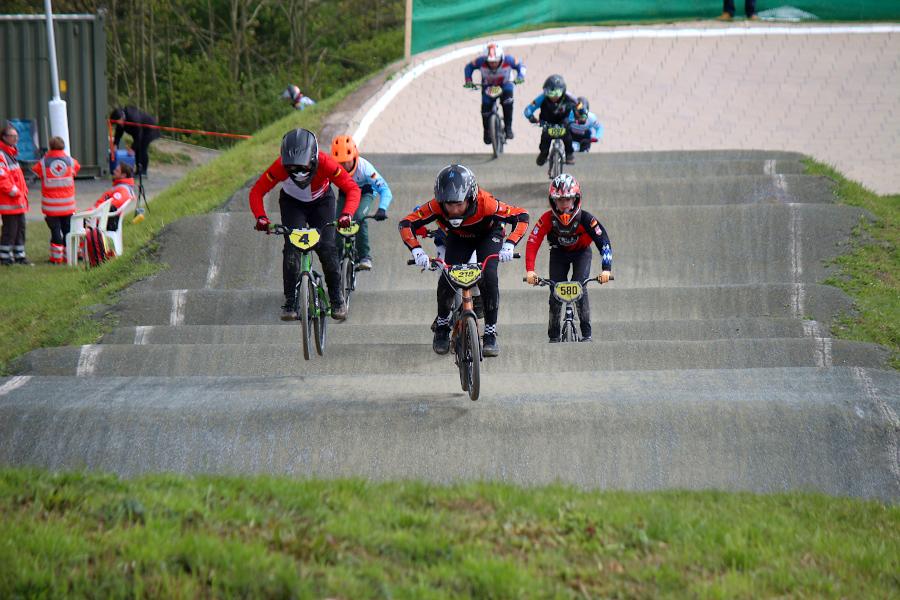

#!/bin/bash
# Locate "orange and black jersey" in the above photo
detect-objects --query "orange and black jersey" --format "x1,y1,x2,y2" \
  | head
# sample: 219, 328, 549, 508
399, 189, 529, 250
525, 209, 612, 272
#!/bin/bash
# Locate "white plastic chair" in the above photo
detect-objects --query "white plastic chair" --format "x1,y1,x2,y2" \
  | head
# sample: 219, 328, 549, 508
103, 197, 133, 257
66, 199, 112, 267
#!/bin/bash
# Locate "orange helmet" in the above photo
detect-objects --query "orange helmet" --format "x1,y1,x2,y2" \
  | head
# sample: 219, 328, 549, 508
331, 135, 359, 171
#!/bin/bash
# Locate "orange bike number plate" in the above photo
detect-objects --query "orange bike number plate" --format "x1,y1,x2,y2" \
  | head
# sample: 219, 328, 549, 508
554, 281, 583, 302
289, 228, 320, 250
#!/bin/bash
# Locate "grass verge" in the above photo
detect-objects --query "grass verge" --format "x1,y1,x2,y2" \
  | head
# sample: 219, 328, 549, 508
1, 469, 897, 598
0, 81, 363, 375
804, 159, 900, 369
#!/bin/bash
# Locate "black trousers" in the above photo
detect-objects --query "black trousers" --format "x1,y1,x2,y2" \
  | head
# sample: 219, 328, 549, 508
480, 87, 515, 132
548, 246, 592, 339
539, 128, 574, 158
278, 189, 342, 306
45, 215, 71, 245
438, 229, 503, 326
0, 213, 26, 261
133, 132, 154, 175
723, 0, 756, 16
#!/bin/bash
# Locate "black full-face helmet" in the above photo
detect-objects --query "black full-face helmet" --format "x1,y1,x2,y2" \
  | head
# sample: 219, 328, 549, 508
281, 128, 318, 188
543, 74, 566, 102
434, 164, 478, 227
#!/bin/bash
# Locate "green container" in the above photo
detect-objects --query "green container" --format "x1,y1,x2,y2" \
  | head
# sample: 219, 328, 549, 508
0, 13, 108, 177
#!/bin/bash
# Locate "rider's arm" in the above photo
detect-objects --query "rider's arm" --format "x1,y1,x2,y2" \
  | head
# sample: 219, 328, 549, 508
464, 57, 481, 83
485, 192, 530, 245
323, 152, 361, 216
359, 158, 393, 210
399, 200, 441, 250
583, 212, 613, 272
523, 95, 544, 120
248, 156, 287, 219
525, 214, 551, 272
590, 113, 604, 140
511, 56, 526, 80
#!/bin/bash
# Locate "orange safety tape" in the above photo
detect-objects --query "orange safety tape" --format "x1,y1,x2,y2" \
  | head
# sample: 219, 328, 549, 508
108, 119, 252, 140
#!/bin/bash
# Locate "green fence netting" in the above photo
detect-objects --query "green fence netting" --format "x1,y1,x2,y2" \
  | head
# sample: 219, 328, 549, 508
411, 0, 900, 54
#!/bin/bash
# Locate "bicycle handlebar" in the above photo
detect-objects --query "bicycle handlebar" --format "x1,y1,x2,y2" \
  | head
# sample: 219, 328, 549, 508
406, 252, 521, 269
266, 221, 340, 236
523, 275, 615, 286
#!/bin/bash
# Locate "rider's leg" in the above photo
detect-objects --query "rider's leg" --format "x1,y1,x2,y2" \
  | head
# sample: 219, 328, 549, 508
278, 192, 308, 317
571, 248, 593, 339
307, 190, 345, 316
474, 231, 503, 356
501, 86, 515, 138
481, 100, 493, 145
564, 131, 575, 164
334, 191, 347, 261
547, 248, 572, 341
434, 235, 477, 354
355, 192, 375, 262
537, 130, 551, 166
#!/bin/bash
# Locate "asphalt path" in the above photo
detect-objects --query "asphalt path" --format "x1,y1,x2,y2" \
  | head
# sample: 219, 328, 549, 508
2, 151, 899, 500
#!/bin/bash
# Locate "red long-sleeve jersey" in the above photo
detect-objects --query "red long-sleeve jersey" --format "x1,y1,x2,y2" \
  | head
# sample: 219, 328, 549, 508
525, 209, 613, 272
249, 150, 360, 219
398, 189, 529, 250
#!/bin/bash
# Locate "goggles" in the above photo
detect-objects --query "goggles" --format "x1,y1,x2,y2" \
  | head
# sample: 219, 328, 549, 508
545, 87, 564, 99
286, 164, 312, 175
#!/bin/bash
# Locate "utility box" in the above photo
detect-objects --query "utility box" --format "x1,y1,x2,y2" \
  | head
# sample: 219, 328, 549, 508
0, 13, 108, 177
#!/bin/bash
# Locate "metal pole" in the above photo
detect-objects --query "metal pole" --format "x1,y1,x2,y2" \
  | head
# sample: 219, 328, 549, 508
44, 0, 71, 153
44, 0, 61, 100
404, 0, 412, 61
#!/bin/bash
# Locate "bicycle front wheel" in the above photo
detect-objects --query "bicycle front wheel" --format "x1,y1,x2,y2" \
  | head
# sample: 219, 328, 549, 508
561, 319, 577, 343
549, 146, 563, 179
299, 274, 312, 360
461, 315, 481, 401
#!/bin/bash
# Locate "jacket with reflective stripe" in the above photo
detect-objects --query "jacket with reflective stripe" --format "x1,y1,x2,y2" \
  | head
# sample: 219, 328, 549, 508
32, 150, 80, 216
94, 178, 135, 212
0, 142, 28, 215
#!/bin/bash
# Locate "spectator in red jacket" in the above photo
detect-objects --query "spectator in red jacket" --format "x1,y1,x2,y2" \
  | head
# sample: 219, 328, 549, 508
93, 163, 135, 232
0, 124, 30, 266
249, 128, 360, 321
32, 136, 80, 264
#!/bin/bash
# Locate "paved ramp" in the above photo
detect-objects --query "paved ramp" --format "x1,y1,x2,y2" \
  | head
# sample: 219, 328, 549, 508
2, 150, 898, 500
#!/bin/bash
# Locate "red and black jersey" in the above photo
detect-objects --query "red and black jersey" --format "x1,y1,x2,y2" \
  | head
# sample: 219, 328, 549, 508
249, 150, 360, 218
525, 209, 612, 272
398, 188, 529, 250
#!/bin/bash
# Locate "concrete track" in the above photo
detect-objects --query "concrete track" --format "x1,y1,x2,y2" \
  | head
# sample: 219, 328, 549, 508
3, 151, 899, 500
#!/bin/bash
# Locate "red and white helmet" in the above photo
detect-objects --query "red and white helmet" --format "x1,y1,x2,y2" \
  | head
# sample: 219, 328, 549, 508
548, 173, 582, 231
483, 42, 504, 68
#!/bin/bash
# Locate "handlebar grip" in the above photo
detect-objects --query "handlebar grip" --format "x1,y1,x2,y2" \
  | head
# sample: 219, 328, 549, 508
407, 259, 415, 265
513, 252, 521, 259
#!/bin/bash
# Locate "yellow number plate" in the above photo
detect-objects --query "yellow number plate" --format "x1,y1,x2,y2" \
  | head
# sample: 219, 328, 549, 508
487, 85, 503, 98
289, 228, 320, 250
338, 223, 360, 237
547, 125, 567, 138
554, 281, 583, 302
449, 267, 482, 287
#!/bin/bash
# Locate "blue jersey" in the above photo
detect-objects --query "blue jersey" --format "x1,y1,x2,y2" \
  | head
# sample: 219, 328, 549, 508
350, 156, 393, 211
569, 111, 603, 140
464, 55, 525, 86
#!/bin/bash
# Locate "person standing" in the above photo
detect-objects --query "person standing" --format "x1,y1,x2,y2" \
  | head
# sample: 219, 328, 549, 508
718, 0, 758, 20
110, 106, 160, 176
31, 136, 80, 264
0, 124, 30, 266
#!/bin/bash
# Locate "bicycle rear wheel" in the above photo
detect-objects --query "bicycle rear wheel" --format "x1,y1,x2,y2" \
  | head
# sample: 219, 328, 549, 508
299, 274, 312, 360
341, 257, 354, 312
313, 276, 327, 356
461, 315, 481, 401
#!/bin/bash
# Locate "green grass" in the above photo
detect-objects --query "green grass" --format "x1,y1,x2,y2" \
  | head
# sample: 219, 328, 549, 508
1, 469, 897, 599
0, 81, 362, 375
148, 143, 193, 166
804, 159, 900, 369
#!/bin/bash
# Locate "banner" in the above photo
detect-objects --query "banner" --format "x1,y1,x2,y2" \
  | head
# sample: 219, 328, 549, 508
411, 0, 900, 54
